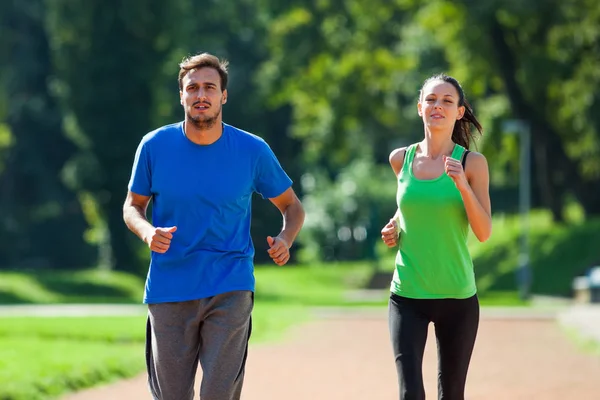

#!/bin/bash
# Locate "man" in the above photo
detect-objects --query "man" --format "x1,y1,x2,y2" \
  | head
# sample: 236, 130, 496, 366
123, 52, 305, 400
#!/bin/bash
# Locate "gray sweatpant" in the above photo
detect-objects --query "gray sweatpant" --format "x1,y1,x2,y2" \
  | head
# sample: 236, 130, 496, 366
146, 291, 254, 400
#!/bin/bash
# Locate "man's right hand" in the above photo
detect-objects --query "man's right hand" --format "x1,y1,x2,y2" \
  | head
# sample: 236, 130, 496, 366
145, 226, 178, 253
381, 219, 399, 248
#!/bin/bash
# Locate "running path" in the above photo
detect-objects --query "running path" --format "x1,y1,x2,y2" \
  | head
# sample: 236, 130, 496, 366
63, 308, 600, 400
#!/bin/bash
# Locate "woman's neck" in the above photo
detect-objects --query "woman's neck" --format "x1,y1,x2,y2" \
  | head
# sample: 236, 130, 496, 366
419, 131, 454, 160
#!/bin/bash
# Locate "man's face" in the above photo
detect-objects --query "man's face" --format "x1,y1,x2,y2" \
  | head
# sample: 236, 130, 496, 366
180, 67, 227, 130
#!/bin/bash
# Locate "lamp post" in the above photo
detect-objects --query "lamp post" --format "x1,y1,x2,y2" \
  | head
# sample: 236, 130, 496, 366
503, 119, 532, 301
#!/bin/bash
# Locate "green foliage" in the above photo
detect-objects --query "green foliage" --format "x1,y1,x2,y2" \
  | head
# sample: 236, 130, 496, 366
2, 0, 600, 271
470, 211, 600, 296
260, 0, 423, 170
0, 0, 94, 269
413, 0, 600, 217
46, 0, 178, 273
296, 160, 397, 262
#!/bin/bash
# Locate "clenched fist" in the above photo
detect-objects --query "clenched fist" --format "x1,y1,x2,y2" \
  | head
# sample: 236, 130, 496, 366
146, 226, 178, 253
267, 235, 290, 266
444, 155, 469, 192
381, 219, 399, 248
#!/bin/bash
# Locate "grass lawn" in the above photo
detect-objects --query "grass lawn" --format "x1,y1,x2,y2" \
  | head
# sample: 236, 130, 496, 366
0, 270, 144, 305
0, 336, 143, 400
0, 316, 146, 400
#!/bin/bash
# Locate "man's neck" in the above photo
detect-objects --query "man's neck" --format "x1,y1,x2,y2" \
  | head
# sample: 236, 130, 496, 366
184, 120, 223, 145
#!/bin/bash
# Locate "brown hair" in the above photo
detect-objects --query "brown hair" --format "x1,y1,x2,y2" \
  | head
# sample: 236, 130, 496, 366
178, 53, 229, 91
420, 73, 483, 149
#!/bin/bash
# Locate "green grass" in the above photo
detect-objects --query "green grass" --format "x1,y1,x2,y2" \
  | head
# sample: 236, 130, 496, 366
0, 337, 143, 400
562, 326, 600, 357
0, 269, 144, 304
0, 304, 306, 400
251, 303, 310, 343
0, 262, 379, 308
477, 291, 528, 306
0, 316, 146, 400
0, 316, 147, 343
254, 262, 375, 306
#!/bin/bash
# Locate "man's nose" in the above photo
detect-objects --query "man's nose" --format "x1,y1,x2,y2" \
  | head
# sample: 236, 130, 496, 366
196, 88, 208, 99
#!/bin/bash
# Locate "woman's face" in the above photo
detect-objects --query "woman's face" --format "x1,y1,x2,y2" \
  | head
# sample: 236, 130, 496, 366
418, 80, 465, 132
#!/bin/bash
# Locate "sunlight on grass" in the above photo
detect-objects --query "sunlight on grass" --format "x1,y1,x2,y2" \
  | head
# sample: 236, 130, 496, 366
0, 337, 143, 400
254, 262, 374, 306
0, 316, 147, 343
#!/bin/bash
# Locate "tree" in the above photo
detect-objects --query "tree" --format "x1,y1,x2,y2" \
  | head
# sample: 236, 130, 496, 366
0, 0, 93, 268
413, 0, 600, 220
46, 0, 175, 272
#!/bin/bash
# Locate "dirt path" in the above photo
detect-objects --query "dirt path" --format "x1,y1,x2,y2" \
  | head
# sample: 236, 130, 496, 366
62, 309, 600, 400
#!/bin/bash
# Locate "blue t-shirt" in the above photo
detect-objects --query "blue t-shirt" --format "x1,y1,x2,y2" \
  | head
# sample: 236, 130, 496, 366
128, 122, 293, 304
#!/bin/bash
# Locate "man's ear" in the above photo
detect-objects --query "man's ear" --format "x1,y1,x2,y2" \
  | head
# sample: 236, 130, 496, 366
222, 89, 228, 105
417, 101, 422, 117
179, 91, 183, 106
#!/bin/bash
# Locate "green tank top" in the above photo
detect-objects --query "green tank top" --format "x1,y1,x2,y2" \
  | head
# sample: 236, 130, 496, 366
390, 143, 476, 299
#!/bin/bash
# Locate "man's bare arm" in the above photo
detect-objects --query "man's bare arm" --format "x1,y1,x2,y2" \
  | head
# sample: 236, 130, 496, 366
123, 191, 177, 253
266, 187, 305, 265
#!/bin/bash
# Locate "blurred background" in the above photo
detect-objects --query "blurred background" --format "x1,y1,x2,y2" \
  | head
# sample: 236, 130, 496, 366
1, 0, 600, 399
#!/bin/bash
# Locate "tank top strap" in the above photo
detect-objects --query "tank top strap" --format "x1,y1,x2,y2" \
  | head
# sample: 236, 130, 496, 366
402, 144, 418, 173
451, 144, 466, 160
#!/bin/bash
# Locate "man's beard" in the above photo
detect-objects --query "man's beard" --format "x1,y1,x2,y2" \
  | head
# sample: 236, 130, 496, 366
186, 104, 221, 130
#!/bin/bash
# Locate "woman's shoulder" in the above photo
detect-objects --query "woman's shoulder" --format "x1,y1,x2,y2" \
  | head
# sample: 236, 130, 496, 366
390, 142, 421, 165
463, 150, 489, 176
389, 146, 411, 175
389, 147, 407, 163
463, 150, 487, 165
390, 146, 409, 164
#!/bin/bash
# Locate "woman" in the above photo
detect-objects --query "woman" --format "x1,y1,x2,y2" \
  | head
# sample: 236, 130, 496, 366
381, 74, 492, 400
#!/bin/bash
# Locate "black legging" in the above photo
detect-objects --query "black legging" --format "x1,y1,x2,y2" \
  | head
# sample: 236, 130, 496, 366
388, 293, 479, 400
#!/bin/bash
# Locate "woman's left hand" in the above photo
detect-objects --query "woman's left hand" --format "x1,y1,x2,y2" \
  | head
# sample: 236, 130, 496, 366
444, 155, 469, 192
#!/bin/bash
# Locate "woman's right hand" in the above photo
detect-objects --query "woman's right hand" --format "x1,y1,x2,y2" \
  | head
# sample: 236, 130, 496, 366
381, 219, 399, 248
